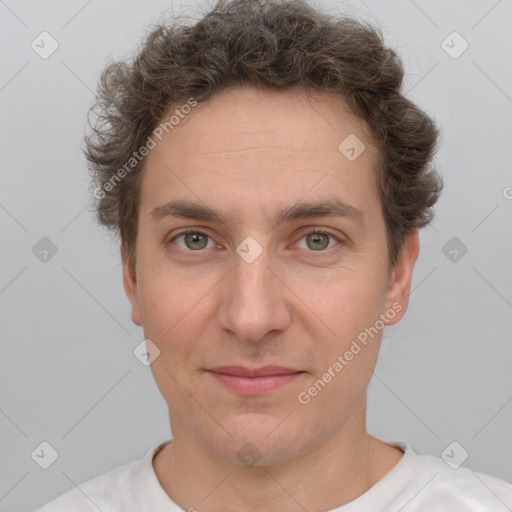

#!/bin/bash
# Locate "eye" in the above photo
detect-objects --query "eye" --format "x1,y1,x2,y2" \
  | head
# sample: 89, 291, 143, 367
169, 230, 216, 251
166, 228, 343, 254
296, 230, 342, 252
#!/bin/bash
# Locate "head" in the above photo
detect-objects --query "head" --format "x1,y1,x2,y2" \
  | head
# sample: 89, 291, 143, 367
85, 0, 441, 467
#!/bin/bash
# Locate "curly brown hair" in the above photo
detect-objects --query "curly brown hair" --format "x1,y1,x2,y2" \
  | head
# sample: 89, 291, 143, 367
85, 0, 442, 274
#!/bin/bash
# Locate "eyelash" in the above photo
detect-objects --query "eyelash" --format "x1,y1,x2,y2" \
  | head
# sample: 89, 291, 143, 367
166, 229, 344, 256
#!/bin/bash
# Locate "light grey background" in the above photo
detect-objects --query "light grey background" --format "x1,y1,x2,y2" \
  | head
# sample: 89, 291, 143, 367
1, 0, 511, 510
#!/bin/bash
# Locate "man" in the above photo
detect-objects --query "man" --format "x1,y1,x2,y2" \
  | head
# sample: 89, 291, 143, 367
36, 0, 512, 510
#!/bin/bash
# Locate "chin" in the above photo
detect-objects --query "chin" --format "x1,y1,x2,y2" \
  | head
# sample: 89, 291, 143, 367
205, 414, 321, 468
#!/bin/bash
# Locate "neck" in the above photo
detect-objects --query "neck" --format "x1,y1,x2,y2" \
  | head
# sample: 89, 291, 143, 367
153, 403, 403, 512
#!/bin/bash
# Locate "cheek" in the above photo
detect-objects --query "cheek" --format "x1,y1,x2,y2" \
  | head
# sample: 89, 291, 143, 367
300, 266, 388, 342
137, 268, 211, 360
138, 272, 208, 408
298, 282, 384, 417
300, 269, 388, 392
138, 255, 213, 323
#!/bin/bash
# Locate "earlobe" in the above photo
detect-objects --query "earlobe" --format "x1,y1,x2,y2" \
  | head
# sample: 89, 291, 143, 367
121, 244, 143, 326
383, 230, 420, 326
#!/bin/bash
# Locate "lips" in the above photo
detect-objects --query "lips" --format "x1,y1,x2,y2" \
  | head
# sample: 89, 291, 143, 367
206, 365, 305, 395
209, 365, 302, 377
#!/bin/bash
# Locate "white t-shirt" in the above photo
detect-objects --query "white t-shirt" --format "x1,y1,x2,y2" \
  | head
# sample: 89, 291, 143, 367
35, 439, 512, 511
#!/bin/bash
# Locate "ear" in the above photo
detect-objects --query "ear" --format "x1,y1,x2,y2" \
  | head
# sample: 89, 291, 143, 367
383, 229, 420, 326
121, 243, 143, 326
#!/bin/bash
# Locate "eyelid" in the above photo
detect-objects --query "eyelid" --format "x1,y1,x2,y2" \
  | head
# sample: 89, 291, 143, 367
294, 226, 343, 240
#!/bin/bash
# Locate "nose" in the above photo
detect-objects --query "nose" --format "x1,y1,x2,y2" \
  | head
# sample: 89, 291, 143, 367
217, 244, 292, 344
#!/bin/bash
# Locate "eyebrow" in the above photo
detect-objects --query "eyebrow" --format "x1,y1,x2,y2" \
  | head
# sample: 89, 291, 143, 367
150, 198, 365, 229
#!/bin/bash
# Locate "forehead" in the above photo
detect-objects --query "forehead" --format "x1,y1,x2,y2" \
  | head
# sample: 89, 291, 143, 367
154, 86, 376, 155
139, 86, 382, 222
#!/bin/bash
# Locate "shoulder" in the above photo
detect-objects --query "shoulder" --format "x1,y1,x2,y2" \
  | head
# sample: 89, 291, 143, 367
34, 453, 145, 512
400, 451, 512, 510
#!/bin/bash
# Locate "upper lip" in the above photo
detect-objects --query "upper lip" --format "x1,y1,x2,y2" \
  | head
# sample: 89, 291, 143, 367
208, 366, 303, 377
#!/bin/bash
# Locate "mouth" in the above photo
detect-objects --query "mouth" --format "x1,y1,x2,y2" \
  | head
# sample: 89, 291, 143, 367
206, 366, 306, 395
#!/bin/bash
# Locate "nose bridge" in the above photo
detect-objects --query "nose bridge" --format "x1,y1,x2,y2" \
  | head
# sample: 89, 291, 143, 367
218, 239, 290, 343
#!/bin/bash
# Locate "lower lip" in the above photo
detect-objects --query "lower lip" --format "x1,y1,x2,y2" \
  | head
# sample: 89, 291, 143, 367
208, 371, 305, 395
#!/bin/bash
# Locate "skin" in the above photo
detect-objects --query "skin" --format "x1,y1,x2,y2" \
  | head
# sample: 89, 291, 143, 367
122, 85, 419, 511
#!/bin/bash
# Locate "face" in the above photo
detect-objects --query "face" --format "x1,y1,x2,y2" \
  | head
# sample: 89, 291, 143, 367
123, 86, 418, 467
